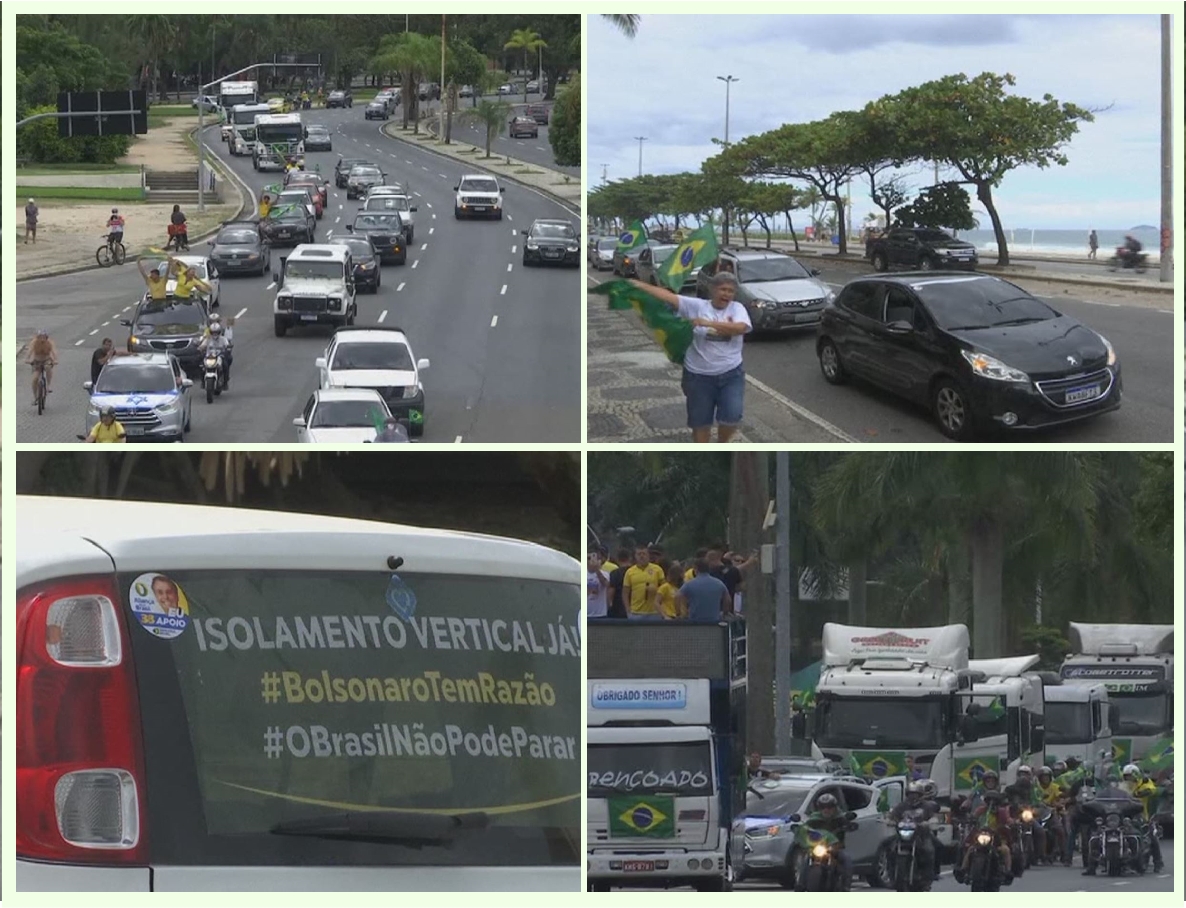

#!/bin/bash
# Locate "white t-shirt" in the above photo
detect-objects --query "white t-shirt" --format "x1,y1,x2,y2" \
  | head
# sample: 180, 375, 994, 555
676, 295, 752, 376
587, 570, 608, 617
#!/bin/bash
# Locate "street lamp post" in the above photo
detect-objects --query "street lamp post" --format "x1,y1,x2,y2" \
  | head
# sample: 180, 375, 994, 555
634, 136, 647, 177
1160, 14, 1173, 283
717, 75, 738, 246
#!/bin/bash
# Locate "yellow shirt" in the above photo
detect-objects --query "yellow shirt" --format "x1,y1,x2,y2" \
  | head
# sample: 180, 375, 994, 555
684, 567, 696, 582
602, 560, 618, 574
259, 201, 271, 218
90, 420, 126, 443
1035, 781, 1061, 807
146, 277, 169, 300
624, 563, 664, 615
174, 274, 206, 298
658, 582, 684, 619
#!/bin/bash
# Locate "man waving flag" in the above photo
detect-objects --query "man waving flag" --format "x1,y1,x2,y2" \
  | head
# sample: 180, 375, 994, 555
616, 219, 648, 253
657, 222, 718, 292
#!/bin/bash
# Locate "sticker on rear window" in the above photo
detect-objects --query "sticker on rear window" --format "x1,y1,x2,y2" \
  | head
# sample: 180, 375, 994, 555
385, 573, 417, 620
129, 572, 190, 639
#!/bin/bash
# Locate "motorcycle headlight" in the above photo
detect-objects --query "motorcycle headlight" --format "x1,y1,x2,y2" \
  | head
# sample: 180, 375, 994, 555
899, 828, 915, 839
976, 832, 993, 846
1021, 809, 1034, 822
961, 349, 1030, 383
1105, 814, 1121, 829
812, 844, 828, 858
1099, 334, 1117, 366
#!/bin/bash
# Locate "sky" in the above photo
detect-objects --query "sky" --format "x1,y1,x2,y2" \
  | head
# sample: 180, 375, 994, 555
587, 14, 1170, 230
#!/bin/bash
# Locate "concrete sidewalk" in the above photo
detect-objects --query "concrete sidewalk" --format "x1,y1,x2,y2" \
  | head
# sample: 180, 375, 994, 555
587, 291, 853, 444
381, 117, 580, 209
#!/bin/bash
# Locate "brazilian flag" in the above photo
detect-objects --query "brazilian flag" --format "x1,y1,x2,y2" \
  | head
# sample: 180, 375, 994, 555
876, 787, 891, 814
590, 279, 693, 365
955, 755, 1003, 791
1139, 737, 1173, 776
851, 750, 907, 780
1111, 738, 1133, 767
983, 697, 1005, 720
616, 219, 648, 253
608, 796, 675, 838
657, 222, 719, 292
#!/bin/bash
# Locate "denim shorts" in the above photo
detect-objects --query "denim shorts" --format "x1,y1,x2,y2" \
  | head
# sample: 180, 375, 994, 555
681, 364, 745, 429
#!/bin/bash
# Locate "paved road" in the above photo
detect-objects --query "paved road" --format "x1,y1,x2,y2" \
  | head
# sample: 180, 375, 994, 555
15, 106, 581, 443
590, 262, 1173, 443
441, 89, 577, 177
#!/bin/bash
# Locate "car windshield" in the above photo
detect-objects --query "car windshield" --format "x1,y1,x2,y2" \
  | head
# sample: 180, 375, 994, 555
914, 229, 957, 243
308, 126, 329, 134
366, 196, 410, 211
532, 224, 574, 240
331, 341, 414, 371
118, 568, 579, 867
354, 214, 402, 230
652, 244, 678, 264
215, 228, 258, 245
279, 193, 311, 206
1109, 690, 1171, 736
135, 304, 206, 335
351, 167, 382, 178
1044, 702, 1092, 745
737, 257, 811, 283
340, 160, 368, 171
587, 741, 713, 797
269, 206, 305, 222
597, 238, 618, 251
916, 279, 1059, 330
331, 240, 374, 259
460, 178, 499, 193
96, 364, 176, 394
815, 697, 947, 750
743, 787, 811, 818
310, 399, 388, 428
285, 260, 343, 281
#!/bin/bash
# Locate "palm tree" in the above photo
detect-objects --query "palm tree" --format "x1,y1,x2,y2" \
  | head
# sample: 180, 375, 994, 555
371, 32, 437, 133
130, 15, 179, 102
503, 28, 547, 103
459, 98, 512, 157
601, 15, 640, 37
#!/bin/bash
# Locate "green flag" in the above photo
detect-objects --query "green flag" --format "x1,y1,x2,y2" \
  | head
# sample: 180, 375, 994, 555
876, 787, 890, 814
851, 750, 907, 780
590, 279, 693, 366
607, 795, 675, 838
657, 222, 718, 292
616, 220, 648, 252
1139, 737, 1173, 776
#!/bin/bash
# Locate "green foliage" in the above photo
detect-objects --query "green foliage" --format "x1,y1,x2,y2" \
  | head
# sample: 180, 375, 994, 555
1019, 625, 1071, 671
459, 98, 512, 157
549, 72, 580, 166
17, 104, 132, 165
894, 182, 978, 231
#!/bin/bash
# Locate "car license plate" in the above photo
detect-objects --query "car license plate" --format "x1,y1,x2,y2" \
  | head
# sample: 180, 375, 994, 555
622, 861, 655, 873
793, 312, 819, 323
544, 250, 560, 257
1064, 384, 1100, 404
473, 205, 488, 211
125, 426, 145, 436
300, 314, 318, 321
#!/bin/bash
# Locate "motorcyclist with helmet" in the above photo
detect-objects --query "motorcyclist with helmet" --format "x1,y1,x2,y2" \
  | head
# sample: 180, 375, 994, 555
1116, 233, 1144, 268
1119, 763, 1165, 873
199, 321, 233, 389
886, 780, 940, 885
793, 793, 855, 891
1006, 765, 1047, 862
1034, 765, 1068, 863
954, 769, 1013, 884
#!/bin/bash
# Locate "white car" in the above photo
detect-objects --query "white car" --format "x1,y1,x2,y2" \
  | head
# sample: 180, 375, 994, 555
498, 83, 515, 95
362, 192, 417, 242
166, 255, 221, 309
526, 79, 545, 94
454, 174, 504, 220
293, 388, 393, 443
315, 326, 429, 436
458, 85, 474, 98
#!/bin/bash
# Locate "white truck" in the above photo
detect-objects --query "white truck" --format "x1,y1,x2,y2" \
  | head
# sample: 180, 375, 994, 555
253, 112, 305, 171
228, 103, 272, 156
1041, 679, 1113, 768
1060, 622, 1173, 764
965, 655, 1048, 778
586, 620, 747, 892
218, 80, 259, 141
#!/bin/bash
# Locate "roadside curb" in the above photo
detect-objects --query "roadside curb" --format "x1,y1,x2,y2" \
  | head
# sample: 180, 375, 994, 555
380, 119, 579, 214
15, 122, 249, 285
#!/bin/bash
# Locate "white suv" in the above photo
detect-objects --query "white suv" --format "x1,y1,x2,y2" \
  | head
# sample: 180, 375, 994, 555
315, 326, 429, 436
272, 244, 357, 337
454, 174, 504, 220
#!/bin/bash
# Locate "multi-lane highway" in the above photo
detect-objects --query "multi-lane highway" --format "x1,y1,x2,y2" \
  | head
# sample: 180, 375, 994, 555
15, 105, 581, 443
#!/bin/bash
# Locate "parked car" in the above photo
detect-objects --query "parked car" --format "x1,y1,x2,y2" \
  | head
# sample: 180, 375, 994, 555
866, 228, 979, 272
612, 240, 662, 278
697, 248, 835, 333
815, 271, 1122, 440
588, 236, 618, 271
634, 243, 677, 287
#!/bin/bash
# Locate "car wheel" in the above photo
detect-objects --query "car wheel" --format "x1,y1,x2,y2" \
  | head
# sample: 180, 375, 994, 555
454, 207, 463, 219
274, 316, 288, 338
522, 254, 531, 266
818, 339, 848, 384
495, 211, 503, 221
932, 376, 976, 440
871, 251, 888, 272
407, 230, 414, 243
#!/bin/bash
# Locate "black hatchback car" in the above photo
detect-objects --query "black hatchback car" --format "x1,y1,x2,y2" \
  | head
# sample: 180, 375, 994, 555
328, 236, 382, 293
260, 203, 314, 247
326, 89, 353, 108
815, 272, 1121, 440
520, 219, 580, 267
347, 212, 407, 265
207, 220, 270, 276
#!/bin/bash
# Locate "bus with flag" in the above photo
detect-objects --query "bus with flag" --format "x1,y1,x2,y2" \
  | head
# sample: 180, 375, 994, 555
1060, 623, 1173, 764
586, 618, 747, 891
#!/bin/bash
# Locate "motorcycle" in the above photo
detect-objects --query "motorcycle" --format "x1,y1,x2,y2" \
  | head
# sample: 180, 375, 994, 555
964, 827, 1008, 892
889, 809, 935, 891
789, 813, 859, 892
1083, 786, 1147, 877
1107, 250, 1148, 273
203, 351, 225, 403
1017, 806, 1037, 868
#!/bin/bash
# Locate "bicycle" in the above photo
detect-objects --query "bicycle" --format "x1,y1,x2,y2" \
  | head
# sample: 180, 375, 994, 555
96, 233, 127, 267
32, 361, 50, 415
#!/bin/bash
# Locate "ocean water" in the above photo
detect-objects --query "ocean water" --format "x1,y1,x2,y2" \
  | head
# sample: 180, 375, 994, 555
958, 226, 1162, 259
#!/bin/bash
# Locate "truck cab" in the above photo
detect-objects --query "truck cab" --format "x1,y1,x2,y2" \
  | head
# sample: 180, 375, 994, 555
586, 619, 746, 892
1042, 680, 1113, 767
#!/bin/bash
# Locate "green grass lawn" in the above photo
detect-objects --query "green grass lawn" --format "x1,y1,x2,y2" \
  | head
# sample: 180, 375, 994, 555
15, 186, 146, 202
16, 162, 141, 175
149, 104, 200, 117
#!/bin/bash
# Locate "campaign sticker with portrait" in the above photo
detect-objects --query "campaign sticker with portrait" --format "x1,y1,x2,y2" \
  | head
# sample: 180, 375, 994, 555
129, 572, 191, 639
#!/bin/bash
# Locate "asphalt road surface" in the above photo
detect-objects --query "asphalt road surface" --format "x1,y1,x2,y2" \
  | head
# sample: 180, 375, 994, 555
590, 261, 1173, 443
16, 107, 581, 443
436, 88, 578, 177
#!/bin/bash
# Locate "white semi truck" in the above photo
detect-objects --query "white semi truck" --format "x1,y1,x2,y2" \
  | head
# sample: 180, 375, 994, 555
253, 112, 305, 171
1041, 679, 1113, 768
1060, 622, 1173, 764
219, 80, 259, 141
228, 103, 272, 156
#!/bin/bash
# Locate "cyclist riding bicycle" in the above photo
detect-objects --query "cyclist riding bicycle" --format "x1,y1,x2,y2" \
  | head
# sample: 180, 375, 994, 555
87, 406, 127, 443
26, 328, 60, 405
106, 208, 126, 247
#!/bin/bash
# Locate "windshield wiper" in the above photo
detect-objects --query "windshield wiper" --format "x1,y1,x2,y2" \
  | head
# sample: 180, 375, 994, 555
270, 809, 489, 847
944, 324, 991, 331
993, 317, 1045, 326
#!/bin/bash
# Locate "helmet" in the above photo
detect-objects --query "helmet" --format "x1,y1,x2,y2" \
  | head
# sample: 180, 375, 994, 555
36, 328, 48, 337
1052, 761, 1067, 775
981, 769, 1000, 786
921, 779, 939, 799
210, 313, 222, 323
210, 322, 223, 335
1122, 763, 1140, 779
112, 208, 119, 214
100, 406, 116, 418
1017, 765, 1033, 777
1037, 765, 1052, 780
817, 793, 838, 811
907, 780, 927, 798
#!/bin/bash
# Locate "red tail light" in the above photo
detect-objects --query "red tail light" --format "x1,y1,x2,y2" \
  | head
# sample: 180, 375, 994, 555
17, 575, 149, 864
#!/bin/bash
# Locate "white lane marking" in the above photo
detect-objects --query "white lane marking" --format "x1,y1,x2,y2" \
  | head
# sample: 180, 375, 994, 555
412, 260, 419, 269
267, 281, 277, 290
122, 305, 132, 312
339, 203, 343, 210
745, 374, 858, 442
438, 173, 448, 179
535, 145, 546, 151
406, 159, 414, 164
432, 213, 437, 219
500, 284, 507, 295
491, 315, 498, 328
429, 227, 435, 235
420, 243, 428, 251
397, 282, 406, 291
507, 263, 513, 272
326, 230, 334, 238
512, 245, 517, 253
421, 165, 429, 171
235, 307, 248, 320
454, 435, 463, 443
414, 191, 422, 197
102, 320, 110, 327
89, 328, 99, 335
75, 338, 86, 346
378, 309, 388, 323
334, 216, 340, 224
426, 202, 433, 209
506, 215, 512, 222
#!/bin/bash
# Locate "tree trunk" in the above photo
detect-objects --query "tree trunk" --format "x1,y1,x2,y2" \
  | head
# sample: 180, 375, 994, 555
947, 542, 971, 625
847, 558, 867, 623
969, 518, 1004, 657
834, 196, 848, 255
731, 452, 773, 754
783, 209, 801, 252
977, 181, 1009, 266
445, 85, 455, 143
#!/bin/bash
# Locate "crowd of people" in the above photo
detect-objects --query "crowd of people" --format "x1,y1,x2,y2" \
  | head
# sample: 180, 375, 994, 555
586, 541, 758, 621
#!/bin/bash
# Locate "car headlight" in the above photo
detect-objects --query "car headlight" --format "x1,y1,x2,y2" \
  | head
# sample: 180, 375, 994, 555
155, 401, 177, 414
752, 300, 774, 310
526, 240, 539, 249
961, 349, 1029, 383
566, 243, 579, 252
329, 297, 342, 310
360, 261, 376, 270
277, 295, 293, 310
825, 289, 836, 303
1099, 334, 1117, 366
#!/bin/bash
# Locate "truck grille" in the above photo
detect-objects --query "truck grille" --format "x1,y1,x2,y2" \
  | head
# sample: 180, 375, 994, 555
148, 338, 192, 352
293, 297, 328, 313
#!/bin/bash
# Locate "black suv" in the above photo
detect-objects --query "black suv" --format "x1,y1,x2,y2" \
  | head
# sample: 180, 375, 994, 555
335, 157, 374, 188
347, 212, 407, 265
520, 219, 580, 267
866, 227, 979, 272
122, 298, 210, 378
326, 89, 353, 109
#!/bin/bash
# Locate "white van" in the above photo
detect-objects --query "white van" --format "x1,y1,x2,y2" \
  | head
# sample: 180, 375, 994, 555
14, 495, 581, 891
